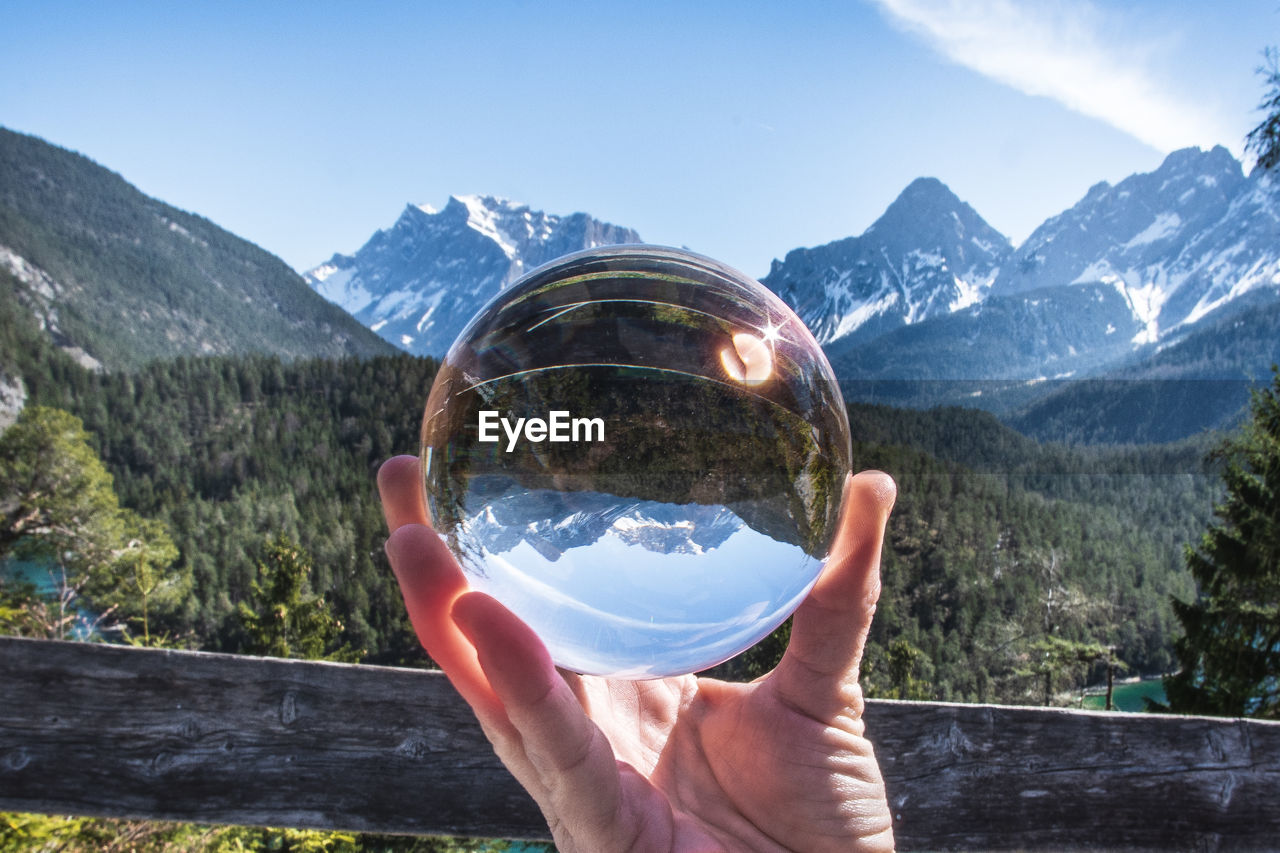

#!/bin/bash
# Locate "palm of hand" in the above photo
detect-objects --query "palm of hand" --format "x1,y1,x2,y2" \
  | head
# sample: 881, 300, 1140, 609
380, 455, 895, 852
554, 672, 891, 851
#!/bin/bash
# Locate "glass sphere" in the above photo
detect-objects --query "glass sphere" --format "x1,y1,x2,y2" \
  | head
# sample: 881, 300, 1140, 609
420, 245, 850, 678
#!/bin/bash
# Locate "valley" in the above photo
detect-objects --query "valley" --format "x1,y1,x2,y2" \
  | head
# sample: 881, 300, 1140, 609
0, 125, 1253, 705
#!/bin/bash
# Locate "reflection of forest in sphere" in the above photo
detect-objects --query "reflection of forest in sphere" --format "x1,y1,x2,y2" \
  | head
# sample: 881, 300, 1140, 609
421, 246, 851, 678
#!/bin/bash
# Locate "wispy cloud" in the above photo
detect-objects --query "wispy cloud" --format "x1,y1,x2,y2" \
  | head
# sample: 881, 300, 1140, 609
869, 0, 1229, 153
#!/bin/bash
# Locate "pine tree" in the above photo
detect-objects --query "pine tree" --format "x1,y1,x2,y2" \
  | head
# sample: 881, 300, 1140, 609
1246, 47, 1280, 172
885, 637, 934, 701
237, 534, 361, 662
107, 513, 184, 646
1015, 636, 1109, 707
1163, 369, 1280, 718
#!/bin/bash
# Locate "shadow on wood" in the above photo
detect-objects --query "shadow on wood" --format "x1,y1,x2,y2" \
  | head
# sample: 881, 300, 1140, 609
1, 636, 1278, 850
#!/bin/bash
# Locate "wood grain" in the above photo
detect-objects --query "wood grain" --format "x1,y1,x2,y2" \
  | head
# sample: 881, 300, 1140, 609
0, 636, 546, 839
865, 699, 1280, 851
2, 637, 1278, 850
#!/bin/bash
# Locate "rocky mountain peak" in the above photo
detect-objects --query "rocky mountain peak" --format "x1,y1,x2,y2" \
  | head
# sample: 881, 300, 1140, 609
304, 196, 642, 355
760, 176, 1009, 345
874, 176, 961, 222
992, 145, 1260, 344
1158, 144, 1239, 180
873, 176, 1010, 266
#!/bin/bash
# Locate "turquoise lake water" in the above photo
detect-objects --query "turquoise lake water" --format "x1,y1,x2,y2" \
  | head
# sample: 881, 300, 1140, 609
1082, 678, 1167, 712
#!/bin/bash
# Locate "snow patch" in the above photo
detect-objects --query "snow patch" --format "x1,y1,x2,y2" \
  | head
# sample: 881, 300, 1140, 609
830, 290, 900, 340
949, 273, 988, 312
371, 286, 425, 318
904, 249, 945, 269
1182, 256, 1280, 327
415, 290, 445, 332
307, 264, 375, 315
1124, 212, 1181, 249
1101, 274, 1166, 345
1072, 259, 1116, 284
308, 263, 341, 283
457, 195, 521, 260
970, 235, 1003, 256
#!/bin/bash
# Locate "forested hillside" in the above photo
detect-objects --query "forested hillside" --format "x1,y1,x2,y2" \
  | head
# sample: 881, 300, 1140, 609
2, 270, 1219, 702
0, 128, 394, 370
1006, 295, 1280, 444
841, 402, 1218, 700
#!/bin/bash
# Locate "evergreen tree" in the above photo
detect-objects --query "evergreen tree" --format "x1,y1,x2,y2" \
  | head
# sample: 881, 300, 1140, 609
1246, 47, 1280, 172
0, 576, 42, 636
106, 513, 185, 646
238, 534, 361, 662
1164, 369, 1280, 718
885, 637, 934, 701
1015, 636, 1109, 707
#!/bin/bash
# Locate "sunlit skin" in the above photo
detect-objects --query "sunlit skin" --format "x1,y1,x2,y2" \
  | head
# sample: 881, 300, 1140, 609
379, 454, 897, 852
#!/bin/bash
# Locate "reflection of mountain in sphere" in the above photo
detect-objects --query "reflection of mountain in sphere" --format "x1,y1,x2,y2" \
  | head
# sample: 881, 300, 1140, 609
421, 246, 851, 678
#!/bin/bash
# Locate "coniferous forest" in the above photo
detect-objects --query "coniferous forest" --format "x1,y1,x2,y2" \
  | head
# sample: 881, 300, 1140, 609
1, 263, 1221, 705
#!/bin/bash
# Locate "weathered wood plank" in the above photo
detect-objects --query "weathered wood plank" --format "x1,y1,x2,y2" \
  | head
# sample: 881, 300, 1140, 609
0, 636, 547, 839
2, 636, 1278, 850
866, 699, 1280, 851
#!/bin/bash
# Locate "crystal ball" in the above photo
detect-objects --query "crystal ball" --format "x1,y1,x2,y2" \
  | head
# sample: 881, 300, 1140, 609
420, 245, 851, 678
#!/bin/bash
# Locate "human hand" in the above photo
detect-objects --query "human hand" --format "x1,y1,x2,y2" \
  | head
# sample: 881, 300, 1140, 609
379, 454, 896, 852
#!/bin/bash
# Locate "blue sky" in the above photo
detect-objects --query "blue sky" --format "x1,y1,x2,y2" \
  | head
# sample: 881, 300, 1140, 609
2, 1, 1273, 279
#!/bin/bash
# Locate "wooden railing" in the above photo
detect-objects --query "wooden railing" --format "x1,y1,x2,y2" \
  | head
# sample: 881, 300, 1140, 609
1, 636, 1277, 851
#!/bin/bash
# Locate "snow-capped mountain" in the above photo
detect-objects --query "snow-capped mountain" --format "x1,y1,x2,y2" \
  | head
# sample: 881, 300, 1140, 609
770, 146, 1280, 372
305, 195, 642, 356
826, 279, 1149, 384
457, 487, 743, 564
303, 148, 1280, 438
760, 177, 1011, 346
823, 146, 1280, 424
994, 145, 1278, 346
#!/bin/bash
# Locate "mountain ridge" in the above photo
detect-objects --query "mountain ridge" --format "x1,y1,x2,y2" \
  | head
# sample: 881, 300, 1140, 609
305, 146, 1277, 384
759, 176, 1010, 346
990, 144, 1265, 345
304, 194, 642, 355
10, 121, 1270, 446
799, 146, 1280, 437
0, 126, 396, 371
299, 145, 1280, 442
